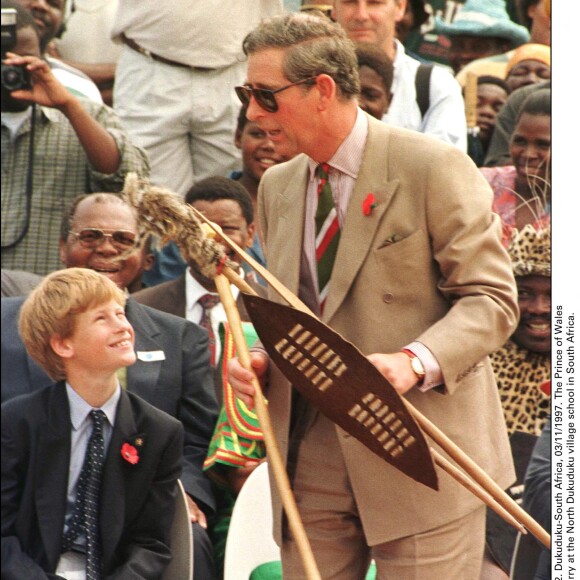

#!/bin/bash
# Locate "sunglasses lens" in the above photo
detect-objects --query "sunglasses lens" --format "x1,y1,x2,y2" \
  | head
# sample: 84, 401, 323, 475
235, 85, 278, 113
235, 86, 251, 107
254, 89, 278, 113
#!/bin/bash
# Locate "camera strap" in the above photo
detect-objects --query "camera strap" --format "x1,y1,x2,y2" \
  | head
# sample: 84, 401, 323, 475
2, 103, 35, 250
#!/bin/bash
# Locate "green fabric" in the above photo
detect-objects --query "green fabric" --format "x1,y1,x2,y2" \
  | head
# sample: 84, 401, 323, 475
249, 561, 283, 580
205, 322, 265, 579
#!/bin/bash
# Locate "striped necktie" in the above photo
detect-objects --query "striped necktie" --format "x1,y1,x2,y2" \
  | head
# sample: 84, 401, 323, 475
315, 163, 340, 310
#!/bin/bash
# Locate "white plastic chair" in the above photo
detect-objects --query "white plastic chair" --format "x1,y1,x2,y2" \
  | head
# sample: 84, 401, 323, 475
223, 462, 281, 580
163, 479, 194, 580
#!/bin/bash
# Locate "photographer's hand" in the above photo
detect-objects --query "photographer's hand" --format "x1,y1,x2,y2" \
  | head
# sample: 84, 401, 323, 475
5, 52, 121, 174
5, 53, 73, 109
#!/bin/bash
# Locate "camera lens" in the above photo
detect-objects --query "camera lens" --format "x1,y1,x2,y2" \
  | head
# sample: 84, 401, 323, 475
1, 64, 30, 91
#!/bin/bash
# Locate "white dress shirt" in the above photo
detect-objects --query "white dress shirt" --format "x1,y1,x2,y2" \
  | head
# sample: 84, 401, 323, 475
185, 268, 243, 364
383, 39, 467, 151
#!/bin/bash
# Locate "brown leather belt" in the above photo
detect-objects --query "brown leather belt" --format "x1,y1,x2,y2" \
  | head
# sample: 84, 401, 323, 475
120, 34, 214, 72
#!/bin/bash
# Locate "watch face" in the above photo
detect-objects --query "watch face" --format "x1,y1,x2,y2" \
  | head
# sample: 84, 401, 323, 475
412, 357, 425, 377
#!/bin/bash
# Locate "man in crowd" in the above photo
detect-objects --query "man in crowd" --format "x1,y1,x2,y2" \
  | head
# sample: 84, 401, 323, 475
332, 0, 467, 149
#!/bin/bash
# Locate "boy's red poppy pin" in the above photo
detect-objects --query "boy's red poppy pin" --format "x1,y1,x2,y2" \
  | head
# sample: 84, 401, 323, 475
121, 442, 139, 465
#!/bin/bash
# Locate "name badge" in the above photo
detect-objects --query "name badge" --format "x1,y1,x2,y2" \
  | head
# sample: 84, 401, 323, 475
137, 350, 166, 362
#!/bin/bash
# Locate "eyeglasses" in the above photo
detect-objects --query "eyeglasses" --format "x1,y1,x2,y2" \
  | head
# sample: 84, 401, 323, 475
235, 76, 318, 113
69, 228, 138, 250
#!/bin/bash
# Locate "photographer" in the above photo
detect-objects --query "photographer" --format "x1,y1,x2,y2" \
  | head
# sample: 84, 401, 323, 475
1, 0, 149, 276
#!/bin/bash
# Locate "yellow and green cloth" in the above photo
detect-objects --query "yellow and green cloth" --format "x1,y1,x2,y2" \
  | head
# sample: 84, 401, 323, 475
204, 322, 266, 578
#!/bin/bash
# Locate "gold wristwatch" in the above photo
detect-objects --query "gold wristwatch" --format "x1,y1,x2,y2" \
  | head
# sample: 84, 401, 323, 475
401, 349, 426, 385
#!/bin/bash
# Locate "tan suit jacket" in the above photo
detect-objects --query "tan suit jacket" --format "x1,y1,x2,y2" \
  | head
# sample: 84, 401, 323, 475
258, 114, 519, 545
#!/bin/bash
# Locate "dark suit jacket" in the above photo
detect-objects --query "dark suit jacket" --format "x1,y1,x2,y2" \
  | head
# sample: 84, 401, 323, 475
131, 273, 261, 322
132, 274, 266, 404
1, 383, 183, 579
0, 296, 218, 514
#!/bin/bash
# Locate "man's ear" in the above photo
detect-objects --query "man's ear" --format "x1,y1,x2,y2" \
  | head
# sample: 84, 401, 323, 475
245, 223, 256, 248
395, 0, 408, 23
59, 239, 68, 266
315, 74, 337, 110
50, 335, 74, 359
234, 128, 243, 150
142, 252, 155, 272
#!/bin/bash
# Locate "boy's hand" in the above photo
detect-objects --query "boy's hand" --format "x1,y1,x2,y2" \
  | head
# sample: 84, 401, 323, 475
4, 53, 74, 110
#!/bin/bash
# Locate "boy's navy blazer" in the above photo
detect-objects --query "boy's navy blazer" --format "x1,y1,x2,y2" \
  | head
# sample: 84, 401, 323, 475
1, 382, 184, 579
1, 296, 218, 514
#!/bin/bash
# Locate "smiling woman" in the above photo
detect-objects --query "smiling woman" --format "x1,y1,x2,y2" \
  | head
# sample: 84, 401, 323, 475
480, 88, 551, 246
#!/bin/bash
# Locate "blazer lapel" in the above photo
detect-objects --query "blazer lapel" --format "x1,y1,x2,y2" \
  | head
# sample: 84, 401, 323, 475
125, 299, 163, 397
100, 391, 137, 566
266, 156, 310, 297
323, 122, 400, 323
35, 383, 71, 570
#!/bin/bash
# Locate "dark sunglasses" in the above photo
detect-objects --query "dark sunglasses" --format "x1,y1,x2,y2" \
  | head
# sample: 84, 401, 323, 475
69, 228, 138, 250
235, 76, 318, 113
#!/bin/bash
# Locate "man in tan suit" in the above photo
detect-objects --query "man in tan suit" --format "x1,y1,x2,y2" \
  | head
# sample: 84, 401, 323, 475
229, 12, 518, 579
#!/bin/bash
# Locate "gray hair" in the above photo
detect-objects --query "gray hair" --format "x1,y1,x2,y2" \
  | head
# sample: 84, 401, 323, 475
242, 12, 360, 100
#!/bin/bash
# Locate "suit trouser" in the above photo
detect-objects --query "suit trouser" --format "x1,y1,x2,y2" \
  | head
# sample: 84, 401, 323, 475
281, 412, 486, 580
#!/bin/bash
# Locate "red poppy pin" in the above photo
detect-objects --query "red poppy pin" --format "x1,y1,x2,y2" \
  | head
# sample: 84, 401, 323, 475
362, 193, 377, 216
121, 442, 139, 465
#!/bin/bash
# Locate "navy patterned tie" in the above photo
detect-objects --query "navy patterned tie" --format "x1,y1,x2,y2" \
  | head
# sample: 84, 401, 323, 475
198, 293, 220, 366
62, 409, 106, 580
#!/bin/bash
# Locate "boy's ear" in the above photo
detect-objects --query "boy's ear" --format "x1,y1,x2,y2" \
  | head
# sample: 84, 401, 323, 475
50, 335, 74, 359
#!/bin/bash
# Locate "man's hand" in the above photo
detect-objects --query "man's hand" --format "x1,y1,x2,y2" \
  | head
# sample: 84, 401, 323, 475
226, 350, 269, 409
185, 495, 207, 529
4, 53, 73, 110
226, 459, 264, 496
367, 352, 420, 396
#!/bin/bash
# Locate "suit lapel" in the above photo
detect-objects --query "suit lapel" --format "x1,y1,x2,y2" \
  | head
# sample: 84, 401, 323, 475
267, 156, 310, 297
157, 276, 186, 318
324, 121, 400, 323
35, 383, 72, 570
100, 391, 138, 565
125, 299, 163, 397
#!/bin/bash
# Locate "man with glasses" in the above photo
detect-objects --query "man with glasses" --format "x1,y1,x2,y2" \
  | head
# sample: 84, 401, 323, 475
1, 192, 220, 579
228, 12, 518, 578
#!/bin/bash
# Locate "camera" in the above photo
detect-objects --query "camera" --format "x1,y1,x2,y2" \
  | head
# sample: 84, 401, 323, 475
1, 8, 31, 92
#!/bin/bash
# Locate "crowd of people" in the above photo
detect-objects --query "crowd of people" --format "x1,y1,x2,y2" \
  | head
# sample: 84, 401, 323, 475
1, 1, 552, 579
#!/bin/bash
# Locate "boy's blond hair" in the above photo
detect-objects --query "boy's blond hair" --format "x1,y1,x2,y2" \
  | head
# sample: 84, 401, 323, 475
19, 268, 126, 380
